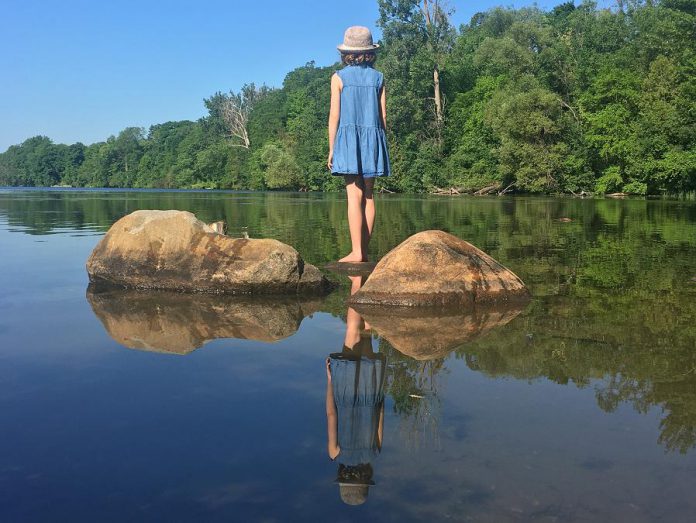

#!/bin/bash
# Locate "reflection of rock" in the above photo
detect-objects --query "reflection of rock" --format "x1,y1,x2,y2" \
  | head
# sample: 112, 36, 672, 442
87, 286, 322, 354
86, 210, 330, 295
356, 303, 526, 360
348, 230, 529, 307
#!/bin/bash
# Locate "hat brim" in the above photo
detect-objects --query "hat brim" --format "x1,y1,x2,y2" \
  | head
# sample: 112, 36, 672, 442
337, 43, 380, 53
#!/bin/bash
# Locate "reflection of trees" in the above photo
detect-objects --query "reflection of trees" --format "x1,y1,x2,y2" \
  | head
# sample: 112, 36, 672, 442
380, 339, 445, 451
4, 190, 696, 451
458, 291, 696, 454
596, 370, 696, 454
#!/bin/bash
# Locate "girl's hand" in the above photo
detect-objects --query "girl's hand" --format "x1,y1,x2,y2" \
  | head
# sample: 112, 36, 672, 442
326, 357, 332, 380
327, 150, 333, 170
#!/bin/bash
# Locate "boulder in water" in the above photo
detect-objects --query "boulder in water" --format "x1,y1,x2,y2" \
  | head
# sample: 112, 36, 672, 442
348, 230, 529, 307
86, 210, 330, 295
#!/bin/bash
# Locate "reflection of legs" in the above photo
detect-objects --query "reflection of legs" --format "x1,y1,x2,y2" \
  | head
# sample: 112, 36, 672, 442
340, 175, 365, 263
348, 274, 371, 331
344, 306, 362, 349
345, 275, 366, 350
348, 274, 364, 296
362, 178, 375, 259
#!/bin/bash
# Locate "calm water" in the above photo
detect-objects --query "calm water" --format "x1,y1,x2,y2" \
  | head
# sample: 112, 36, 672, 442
1, 188, 696, 522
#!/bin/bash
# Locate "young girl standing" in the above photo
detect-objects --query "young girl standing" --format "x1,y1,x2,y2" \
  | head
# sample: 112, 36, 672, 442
327, 26, 390, 263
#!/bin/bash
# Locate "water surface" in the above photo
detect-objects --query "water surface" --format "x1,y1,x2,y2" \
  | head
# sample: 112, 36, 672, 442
1, 188, 696, 522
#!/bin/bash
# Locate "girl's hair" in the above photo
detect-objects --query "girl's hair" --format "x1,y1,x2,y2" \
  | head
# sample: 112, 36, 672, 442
340, 52, 376, 66
336, 463, 374, 483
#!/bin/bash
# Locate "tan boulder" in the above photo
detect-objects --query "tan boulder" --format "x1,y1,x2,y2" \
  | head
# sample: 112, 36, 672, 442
87, 286, 322, 354
86, 210, 330, 295
348, 230, 529, 307
356, 303, 526, 360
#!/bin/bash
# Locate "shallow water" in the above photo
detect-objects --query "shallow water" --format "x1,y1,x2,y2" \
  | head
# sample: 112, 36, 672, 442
1, 188, 696, 522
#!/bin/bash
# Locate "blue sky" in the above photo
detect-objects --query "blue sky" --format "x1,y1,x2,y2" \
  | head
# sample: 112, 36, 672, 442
1, 0, 593, 151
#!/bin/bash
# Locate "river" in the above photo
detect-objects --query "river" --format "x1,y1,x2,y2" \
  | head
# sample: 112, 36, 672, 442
1, 188, 695, 521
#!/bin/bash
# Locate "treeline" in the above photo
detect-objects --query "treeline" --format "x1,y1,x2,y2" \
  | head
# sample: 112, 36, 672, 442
1, 0, 695, 194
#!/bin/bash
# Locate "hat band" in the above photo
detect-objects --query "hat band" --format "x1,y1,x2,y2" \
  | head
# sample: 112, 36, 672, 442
338, 44, 379, 51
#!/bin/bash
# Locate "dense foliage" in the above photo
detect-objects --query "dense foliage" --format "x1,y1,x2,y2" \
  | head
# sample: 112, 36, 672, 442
1, 1, 694, 194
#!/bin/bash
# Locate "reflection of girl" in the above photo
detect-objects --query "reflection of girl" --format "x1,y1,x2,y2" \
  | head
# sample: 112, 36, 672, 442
326, 276, 386, 505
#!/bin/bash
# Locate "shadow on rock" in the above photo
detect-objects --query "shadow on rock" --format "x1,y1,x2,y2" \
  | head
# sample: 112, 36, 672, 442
86, 285, 323, 355
355, 302, 528, 360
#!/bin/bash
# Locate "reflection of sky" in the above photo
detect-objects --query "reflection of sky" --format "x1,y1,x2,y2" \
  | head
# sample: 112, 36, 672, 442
2, 192, 696, 520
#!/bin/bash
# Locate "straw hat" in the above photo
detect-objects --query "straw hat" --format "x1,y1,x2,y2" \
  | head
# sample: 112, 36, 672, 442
337, 26, 379, 53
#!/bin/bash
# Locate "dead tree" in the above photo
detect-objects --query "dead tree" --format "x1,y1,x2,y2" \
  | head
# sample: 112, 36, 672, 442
207, 84, 269, 149
221, 94, 251, 148
422, 0, 443, 127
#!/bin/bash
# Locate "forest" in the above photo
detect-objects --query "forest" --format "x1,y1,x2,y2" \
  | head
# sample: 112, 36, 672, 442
1, 0, 694, 195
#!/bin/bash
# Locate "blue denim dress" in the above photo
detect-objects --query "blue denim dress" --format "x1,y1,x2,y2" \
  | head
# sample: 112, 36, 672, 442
331, 65, 391, 177
330, 340, 386, 466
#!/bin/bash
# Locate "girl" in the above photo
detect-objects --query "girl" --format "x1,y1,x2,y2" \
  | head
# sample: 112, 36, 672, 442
327, 26, 391, 263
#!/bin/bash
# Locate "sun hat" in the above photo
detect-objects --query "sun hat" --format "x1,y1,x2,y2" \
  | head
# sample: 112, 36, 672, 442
337, 26, 379, 53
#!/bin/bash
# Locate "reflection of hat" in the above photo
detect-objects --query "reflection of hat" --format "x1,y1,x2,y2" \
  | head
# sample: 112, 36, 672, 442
335, 462, 375, 505
339, 484, 370, 505
337, 26, 380, 53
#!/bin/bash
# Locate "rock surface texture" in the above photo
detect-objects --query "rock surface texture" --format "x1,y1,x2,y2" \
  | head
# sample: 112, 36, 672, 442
348, 230, 529, 307
86, 210, 329, 294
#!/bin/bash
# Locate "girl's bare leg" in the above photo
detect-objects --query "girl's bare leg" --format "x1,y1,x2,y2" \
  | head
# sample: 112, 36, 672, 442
362, 178, 375, 258
339, 175, 365, 262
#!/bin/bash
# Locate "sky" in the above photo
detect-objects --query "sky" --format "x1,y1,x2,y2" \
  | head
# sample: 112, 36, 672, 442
1, 0, 592, 152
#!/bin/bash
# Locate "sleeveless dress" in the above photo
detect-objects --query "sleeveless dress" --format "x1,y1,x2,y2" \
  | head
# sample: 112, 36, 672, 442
330, 337, 386, 466
331, 65, 391, 178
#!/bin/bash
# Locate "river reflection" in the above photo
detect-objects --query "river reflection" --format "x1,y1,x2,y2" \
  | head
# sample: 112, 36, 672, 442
4, 190, 696, 520
357, 302, 527, 360
86, 285, 323, 353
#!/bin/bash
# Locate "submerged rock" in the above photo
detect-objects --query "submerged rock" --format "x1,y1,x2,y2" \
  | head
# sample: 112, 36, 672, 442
356, 303, 526, 360
86, 210, 330, 295
87, 286, 322, 354
348, 230, 529, 307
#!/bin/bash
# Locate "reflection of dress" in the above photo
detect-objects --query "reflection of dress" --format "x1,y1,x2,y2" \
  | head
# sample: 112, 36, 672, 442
330, 336, 386, 466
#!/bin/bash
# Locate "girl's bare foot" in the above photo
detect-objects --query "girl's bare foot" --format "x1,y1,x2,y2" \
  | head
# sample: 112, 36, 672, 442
338, 252, 366, 263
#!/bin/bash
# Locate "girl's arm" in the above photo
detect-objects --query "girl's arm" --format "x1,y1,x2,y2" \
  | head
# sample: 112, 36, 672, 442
327, 73, 342, 170
379, 82, 387, 130
377, 400, 384, 450
326, 358, 340, 459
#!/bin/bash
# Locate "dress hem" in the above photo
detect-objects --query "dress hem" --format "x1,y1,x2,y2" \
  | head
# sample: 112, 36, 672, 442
331, 171, 390, 178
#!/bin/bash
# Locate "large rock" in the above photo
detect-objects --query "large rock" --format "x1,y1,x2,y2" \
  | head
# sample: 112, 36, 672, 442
86, 210, 330, 295
348, 230, 529, 307
87, 286, 322, 354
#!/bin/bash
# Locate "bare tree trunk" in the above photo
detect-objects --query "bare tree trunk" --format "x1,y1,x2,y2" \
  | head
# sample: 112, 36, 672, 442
423, 0, 444, 127
433, 67, 442, 124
